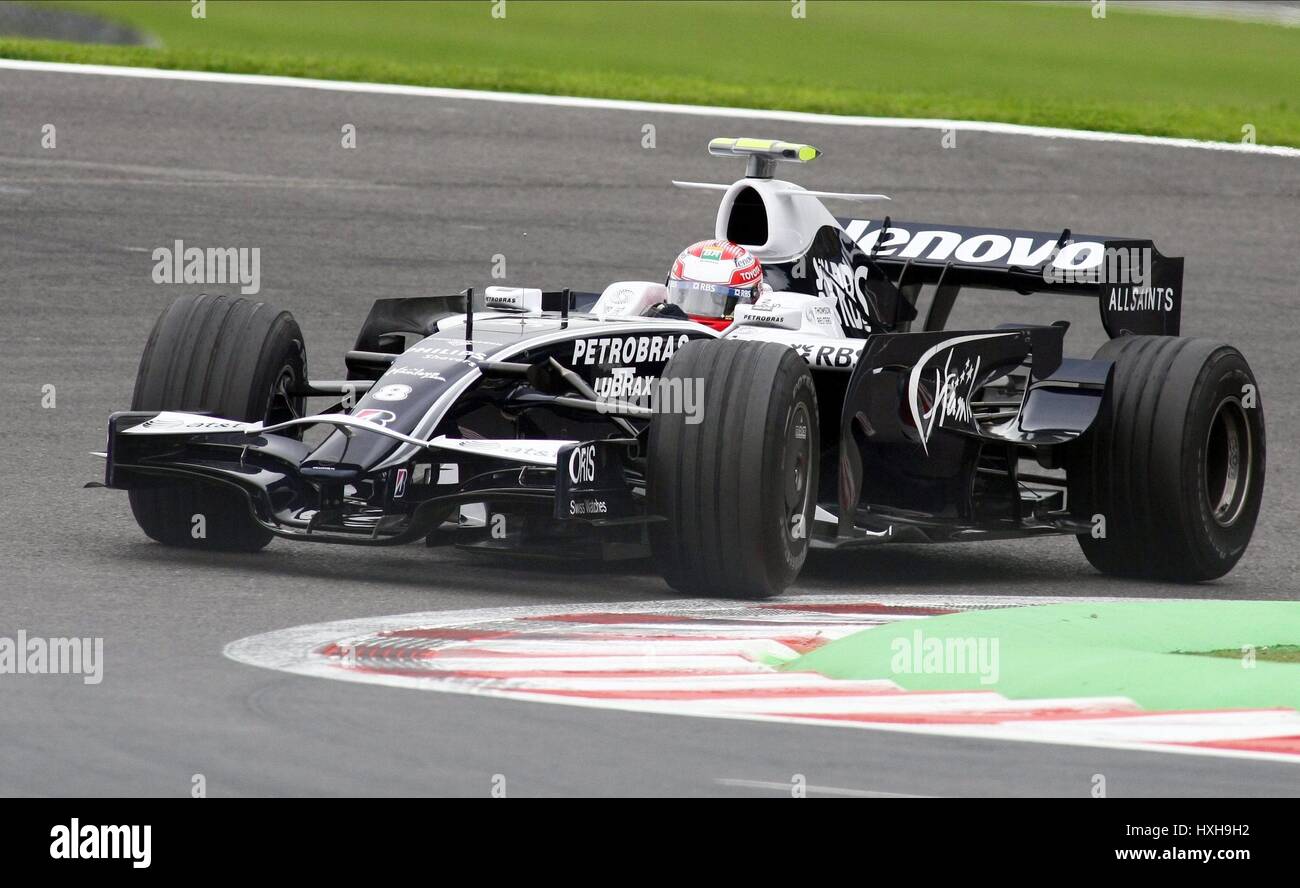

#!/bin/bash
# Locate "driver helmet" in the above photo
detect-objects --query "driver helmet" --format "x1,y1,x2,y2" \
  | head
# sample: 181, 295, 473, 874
665, 239, 763, 331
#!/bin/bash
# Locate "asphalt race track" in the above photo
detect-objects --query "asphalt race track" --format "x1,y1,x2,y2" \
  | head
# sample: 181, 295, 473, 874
1, 66, 1298, 796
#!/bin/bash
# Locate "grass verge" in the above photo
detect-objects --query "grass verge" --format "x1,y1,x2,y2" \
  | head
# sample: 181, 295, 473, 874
785, 602, 1300, 712
1183, 645, 1300, 664
1, 0, 1295, 147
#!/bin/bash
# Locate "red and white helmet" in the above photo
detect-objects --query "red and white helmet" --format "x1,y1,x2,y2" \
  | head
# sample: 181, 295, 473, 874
666, 239, 763, 330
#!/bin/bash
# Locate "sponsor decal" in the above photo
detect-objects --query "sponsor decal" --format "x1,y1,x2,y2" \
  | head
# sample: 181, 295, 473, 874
812, 257, 874, 332
738, 307, 789, 324
555, 440, 632, 519
672, 279, 730, 299
597, 288, 638, 317
393, 467, 408, 499
385, 365, 447, 382
812, 258, 852, 298
571, 333, 690, 366
593, 367, 659, 399
146, 417, 240, 432
922, 354, 980, 449
733, 261, 762, 285
407, 345, 487, 365
733, 303, 803, 330
302, 465, 352, 475
1107, 285, 1175, 312
354, 408, 397, 427
805, 303, 837, 329
430, 437, 569, 466
791, 342, 861, 370
125, 413, 250, 434
434, 338, 502, 348
372, 384, 412, 402
568, 497, 608, 517
136, 417, 183, 430
907, 333, 1017, 455
568, 443, 597, 484
483, 288, 543, 310
846, 219, 1109, 272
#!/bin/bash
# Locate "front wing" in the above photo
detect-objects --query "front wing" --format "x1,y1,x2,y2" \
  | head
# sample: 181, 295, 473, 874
101, 411, 645, 545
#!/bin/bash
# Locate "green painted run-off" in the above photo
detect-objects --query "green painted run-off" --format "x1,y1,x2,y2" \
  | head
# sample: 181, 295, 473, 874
785, 602, 1300, 712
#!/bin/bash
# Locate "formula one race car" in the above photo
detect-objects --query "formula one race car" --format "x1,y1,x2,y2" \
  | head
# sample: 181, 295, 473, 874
96, 137, 1265, 598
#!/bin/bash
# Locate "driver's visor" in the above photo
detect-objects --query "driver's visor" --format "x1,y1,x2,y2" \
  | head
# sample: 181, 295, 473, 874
665, 280, 754, 319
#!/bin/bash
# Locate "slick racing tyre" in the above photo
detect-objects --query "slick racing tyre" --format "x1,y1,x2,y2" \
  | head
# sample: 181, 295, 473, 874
128, 294, 307, 551
648, 339, 818, 599
1068, 335, 1264, 581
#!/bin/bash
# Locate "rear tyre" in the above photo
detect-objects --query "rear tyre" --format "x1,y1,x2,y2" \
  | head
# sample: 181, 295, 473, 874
1068, 335, 1264, 581
128, 294, 306, 551
648, 339, 818, 599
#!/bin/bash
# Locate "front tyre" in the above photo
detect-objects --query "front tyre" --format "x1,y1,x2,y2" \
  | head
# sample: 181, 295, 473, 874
1068, 335, 1264, 581
128, 294, 307, 551
648, 340, 818, 599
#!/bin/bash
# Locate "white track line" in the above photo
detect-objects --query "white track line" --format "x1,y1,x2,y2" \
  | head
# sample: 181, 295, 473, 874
445, 639, 802, 657
357, 654, 764, 674
632, 693, 1133, 716
487, 674, 902, 693
715, 778, 928, 798
1, 58, 1297, 158
1001, 710, 1300, 744
498, 624, 866, 638
1095, 0, 1300, 28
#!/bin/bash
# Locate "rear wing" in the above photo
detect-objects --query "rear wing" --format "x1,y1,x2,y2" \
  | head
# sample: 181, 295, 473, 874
839, 218, 1184, 337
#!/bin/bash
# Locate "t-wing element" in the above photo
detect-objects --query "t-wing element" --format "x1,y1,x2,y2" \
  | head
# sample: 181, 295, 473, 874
672, 180, 891, 203
708, 137, 821, 179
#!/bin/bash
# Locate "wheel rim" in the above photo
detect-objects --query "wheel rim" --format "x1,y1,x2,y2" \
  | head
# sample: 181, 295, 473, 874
783, 402, 812, 541
264, 361, 305, 437
1204, 396, 1252, 528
